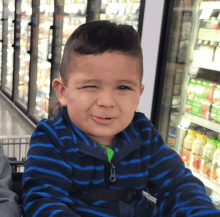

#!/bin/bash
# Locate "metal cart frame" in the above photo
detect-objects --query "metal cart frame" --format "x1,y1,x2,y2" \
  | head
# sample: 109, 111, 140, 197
0, 135, 31, 217
0, 135, 31, 172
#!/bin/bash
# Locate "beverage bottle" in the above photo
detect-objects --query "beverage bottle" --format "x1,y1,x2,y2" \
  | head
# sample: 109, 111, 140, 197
190, 133, 207, 171
200, 138, 217, 178
210, 142, 220, 184
181, 129, 197, 167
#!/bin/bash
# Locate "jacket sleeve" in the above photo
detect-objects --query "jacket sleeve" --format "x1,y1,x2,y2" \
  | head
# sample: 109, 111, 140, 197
0, 144, 20, 217
147, 125, 220, 217
22, 121, 81, 217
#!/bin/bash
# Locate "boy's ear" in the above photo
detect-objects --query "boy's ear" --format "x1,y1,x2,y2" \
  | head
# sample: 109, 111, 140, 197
136, 84, 145, 110
140, 84, 144, 96
52, 78, 67, 107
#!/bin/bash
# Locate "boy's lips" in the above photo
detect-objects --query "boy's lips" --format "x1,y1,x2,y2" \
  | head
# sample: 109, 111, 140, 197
91, 116, 116, 124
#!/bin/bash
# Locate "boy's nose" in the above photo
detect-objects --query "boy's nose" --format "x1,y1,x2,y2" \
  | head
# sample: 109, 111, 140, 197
96, 91, 116, 108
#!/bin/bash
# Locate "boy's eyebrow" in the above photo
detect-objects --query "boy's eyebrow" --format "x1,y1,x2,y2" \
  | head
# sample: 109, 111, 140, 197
76, 79, 137, 86
117, 80, 138, 86
75, 79, 101, 84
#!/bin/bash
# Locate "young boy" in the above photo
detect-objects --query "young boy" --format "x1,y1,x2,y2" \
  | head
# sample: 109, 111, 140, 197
22, 21, 220, 217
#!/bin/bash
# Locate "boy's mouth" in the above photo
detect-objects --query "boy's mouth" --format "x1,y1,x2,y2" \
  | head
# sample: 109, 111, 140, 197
92, 116, 116, 124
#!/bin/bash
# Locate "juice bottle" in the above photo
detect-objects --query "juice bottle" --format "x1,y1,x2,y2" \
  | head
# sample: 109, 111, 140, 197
210, 142, 220, 184
190, 133, 207, 171
200, 138, 217, 178
181, 129, 197, 167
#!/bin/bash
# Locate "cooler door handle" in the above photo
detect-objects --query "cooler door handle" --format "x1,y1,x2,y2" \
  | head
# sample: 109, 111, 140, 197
47, 25, 54, 63
27, 22, 32, 54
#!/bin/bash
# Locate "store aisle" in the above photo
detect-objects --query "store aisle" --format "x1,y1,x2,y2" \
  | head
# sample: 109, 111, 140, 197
0, 93, 35, 135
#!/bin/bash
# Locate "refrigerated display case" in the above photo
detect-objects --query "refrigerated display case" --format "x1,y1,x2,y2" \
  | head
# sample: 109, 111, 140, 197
62, 0, 87, 56
18, 0, 32, 108
0, 0, 2, 85
5, 0, 15, 96
178, 2, 220, 206
99, 0, 140, 31
34, 0, 54, 120
152, 0, 220, 208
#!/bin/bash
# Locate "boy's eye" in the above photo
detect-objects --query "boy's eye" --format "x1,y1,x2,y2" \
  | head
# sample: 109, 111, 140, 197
82, 86, 97, 89
118, 86, 132, 90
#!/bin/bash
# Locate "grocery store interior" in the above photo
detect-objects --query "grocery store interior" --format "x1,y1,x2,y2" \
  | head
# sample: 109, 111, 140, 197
1, 0, 220, 211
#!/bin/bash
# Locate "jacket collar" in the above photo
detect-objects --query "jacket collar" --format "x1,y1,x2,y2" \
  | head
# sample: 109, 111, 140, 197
61, 107, 144, 164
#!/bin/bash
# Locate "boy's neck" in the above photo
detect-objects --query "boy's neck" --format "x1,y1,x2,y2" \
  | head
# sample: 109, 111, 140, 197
91, 135, 117, 146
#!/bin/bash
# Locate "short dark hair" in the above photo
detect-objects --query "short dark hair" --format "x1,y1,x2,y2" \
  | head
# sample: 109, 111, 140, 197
60, 20, 143, 85
50, 20, 143, 117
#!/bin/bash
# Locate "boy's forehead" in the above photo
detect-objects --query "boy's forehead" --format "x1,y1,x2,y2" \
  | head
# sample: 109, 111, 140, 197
70, 52, 140, 67
69, 52, 141, 75
66, 52, 142, 86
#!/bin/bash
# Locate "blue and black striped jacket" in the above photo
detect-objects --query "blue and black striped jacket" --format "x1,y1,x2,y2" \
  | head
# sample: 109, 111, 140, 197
22, 107, 220, 217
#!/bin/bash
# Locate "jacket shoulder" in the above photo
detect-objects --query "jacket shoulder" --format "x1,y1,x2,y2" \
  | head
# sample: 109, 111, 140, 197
34, 110, 64, 130
133, 111, 153, 128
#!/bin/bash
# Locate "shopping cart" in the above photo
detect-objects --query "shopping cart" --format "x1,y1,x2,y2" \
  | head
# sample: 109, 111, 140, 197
0, 135, 31, 217
0, 135, 31, 172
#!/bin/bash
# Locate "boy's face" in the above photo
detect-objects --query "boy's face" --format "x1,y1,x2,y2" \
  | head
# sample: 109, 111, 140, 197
53, 52, 144, 145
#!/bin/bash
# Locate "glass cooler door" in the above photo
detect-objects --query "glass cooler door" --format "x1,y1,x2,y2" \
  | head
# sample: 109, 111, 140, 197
62, 0, 87, 57
18, 0, 32, 108
34, 0, 54, 120
0, 0, 2, 85
152, 0, 220, 208
5, 0, 15, 96
99, 0, 140, 31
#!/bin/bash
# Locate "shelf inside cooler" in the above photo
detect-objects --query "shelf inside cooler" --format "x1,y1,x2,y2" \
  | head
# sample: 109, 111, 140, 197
191, 170, 220, 194
200, 2, 220, 10
184, 113, 220, 134
194, 62, 220, 72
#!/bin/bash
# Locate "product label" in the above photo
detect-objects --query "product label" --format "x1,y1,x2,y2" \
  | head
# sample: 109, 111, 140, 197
186, 99, 193, 113
187, 79, 196, 99
192, 142, 203, 155
181, 148, 191, 166
194, 80, 215, 103
211, 168, 219, 183
213, 85, 220, 105
215, 106, 220, 124
210, 149, 220, 183
191, 99, 211, 120
201, 162, 212, 177
210, 105, 217, 122
202, 146, 213, 178
191, 154, 202, 171
184, 141, 194, 150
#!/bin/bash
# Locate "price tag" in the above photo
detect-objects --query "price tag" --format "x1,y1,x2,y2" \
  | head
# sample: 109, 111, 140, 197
178, 118, 191, 131
187, 63, 199, 77
210, 191, 220, 206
